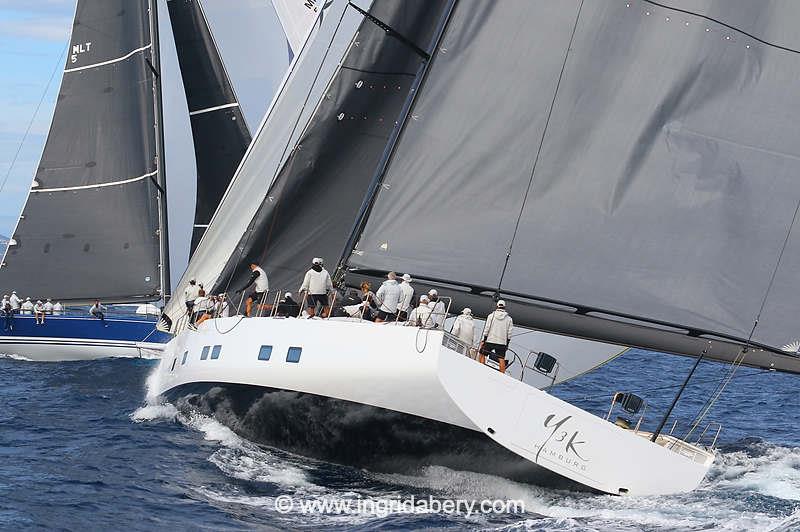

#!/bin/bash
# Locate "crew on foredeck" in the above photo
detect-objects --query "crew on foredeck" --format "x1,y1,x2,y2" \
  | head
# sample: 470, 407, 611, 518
397, 274, 414, 322
44, 299, 54, 314
300, 258, 333, 318
374, 272, 401, 323
238, 263, 269, 317
9, 291, 20, 312
20, 297, 33, 314
407, 294, 433, 327
184, 279, 200, 320
33, 300, 45, 325
427, 289, 446, 328
480, 300, 513, 374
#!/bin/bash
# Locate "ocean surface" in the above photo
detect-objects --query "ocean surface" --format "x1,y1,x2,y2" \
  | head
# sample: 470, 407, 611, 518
1, 349, 799, 531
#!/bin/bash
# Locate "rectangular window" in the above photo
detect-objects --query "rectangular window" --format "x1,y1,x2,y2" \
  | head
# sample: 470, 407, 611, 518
200, 346, 210, 360
211, 345, 222, 360
286, 346, 302, 363
181, 351, 188, 365
258, 345, 273, 361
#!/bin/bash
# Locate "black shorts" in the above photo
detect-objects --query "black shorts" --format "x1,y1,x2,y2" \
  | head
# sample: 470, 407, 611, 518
376, 310, 397, 322
185, 301, 194, 312
480, 342, 507, 362
307, 294, 329, 308
247, 290, 266, 303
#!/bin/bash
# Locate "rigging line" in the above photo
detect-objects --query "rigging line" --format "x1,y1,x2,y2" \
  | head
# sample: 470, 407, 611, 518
494, 0, 585, 296
640, 0, 800, 55
0, 43, 68, 198
219, 3, 349, 299
687, 184, 800, 433
347, 2, 430, 60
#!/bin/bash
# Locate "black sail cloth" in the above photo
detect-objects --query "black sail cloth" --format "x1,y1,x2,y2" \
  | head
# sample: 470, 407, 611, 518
0, 0, 164, 302
211, 0, 450, 297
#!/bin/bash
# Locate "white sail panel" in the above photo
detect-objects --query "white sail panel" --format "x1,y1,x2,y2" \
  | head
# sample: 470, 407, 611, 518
271, 0, 323, 55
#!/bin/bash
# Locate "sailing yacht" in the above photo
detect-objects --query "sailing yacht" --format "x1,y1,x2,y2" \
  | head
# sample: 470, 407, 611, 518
149, 0, 800, 496
0, 0, 267, 360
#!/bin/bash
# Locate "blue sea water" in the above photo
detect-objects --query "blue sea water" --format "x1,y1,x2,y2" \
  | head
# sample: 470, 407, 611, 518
1, 349, 799, 531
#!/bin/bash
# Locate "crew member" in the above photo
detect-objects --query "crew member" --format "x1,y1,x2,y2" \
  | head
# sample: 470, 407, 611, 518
43, 298, 54, 314
33, 300, 46, 325
451, 308, 475, 347
2, 298, 13, 332
299, 258, 333, 318
428, 289, 446, 328
397, 274, 414, 322
53, 301, 64, 315
375, 272, 401, 323
20, 297, 33, 314
184, 279, 200, 320
480, 300, 514, 373
238, 263, 269, 317
10, 291, 21, 312
407, 294, 433, 328
89, 300, 107, 325
276, 292, 301, 317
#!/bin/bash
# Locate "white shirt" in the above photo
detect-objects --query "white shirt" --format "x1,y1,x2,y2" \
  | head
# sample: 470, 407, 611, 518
21, 300, 33, 313
484, 309, 513, 344
407, 304, 433, 327
375, 279, 401, 313
184, 284, 200, 302
429, 300, 446, 328
397, 282, 414, 312
193, 296, 211, 312
252, 266, 269, 292
33, 303, 44, 313
451, 314, 475, 346
9, 294, 20, 310
53, 303, 64, 315
217, 299, 230, 318
300, 267, 333, 295
43, 301, 54, 313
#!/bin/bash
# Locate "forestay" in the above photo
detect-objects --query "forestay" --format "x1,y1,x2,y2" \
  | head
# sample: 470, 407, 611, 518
0, 0, 167, 303
348, 0, 800, 366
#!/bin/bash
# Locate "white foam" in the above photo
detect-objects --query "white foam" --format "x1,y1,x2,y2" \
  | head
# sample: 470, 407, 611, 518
129, 403, 178, 422
710, 443, 800, 501
0, 352, 33, 361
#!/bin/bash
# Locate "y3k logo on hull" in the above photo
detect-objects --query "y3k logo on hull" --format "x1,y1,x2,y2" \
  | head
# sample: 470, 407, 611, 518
533, 414, 589, 471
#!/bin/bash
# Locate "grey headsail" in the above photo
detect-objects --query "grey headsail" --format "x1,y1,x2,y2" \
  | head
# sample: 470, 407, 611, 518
166, 0, 252, 255
209, 0, 452, 297
346, 0, 800, 372
0, 0, 168, 303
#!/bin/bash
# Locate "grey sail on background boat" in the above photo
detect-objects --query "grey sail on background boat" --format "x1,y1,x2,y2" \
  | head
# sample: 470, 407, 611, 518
0, 0, 169, 304
166, 0, 252, 255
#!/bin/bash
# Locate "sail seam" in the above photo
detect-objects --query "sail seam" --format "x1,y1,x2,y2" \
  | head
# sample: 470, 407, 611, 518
31, 171, 157, 193
64, 44, 152, 73
188, 102, 240, 116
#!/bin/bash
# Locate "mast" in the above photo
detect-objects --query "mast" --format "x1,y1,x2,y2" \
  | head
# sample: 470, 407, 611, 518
149, 0, 171, 301
335, 0, 458, 282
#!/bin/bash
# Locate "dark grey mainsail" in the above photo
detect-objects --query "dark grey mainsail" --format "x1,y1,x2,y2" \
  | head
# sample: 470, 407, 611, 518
209, 0, 452, 295
346, 0, 800, 370
167, 0, 252, 255
0, 0, 168, 303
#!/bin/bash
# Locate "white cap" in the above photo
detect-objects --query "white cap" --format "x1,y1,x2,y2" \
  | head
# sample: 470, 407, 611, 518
402, 274, 411, 282
428, 289, 438, 297
462, 308, 472, 315
312, 257, 323, 265
46, 298, 51, 302
284, 292, 293, 299
419, 295, 429, 303
497, 300, 506, 308
36, 300, 42, 304
25, 297, 30, 301
12, 291, 16, 294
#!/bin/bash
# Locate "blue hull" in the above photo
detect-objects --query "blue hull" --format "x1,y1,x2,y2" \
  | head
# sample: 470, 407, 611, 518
0, 314, 171, 361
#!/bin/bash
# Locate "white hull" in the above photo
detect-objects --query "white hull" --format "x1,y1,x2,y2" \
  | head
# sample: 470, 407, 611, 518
0, 337, 164, 362
151, 316, 711, 495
